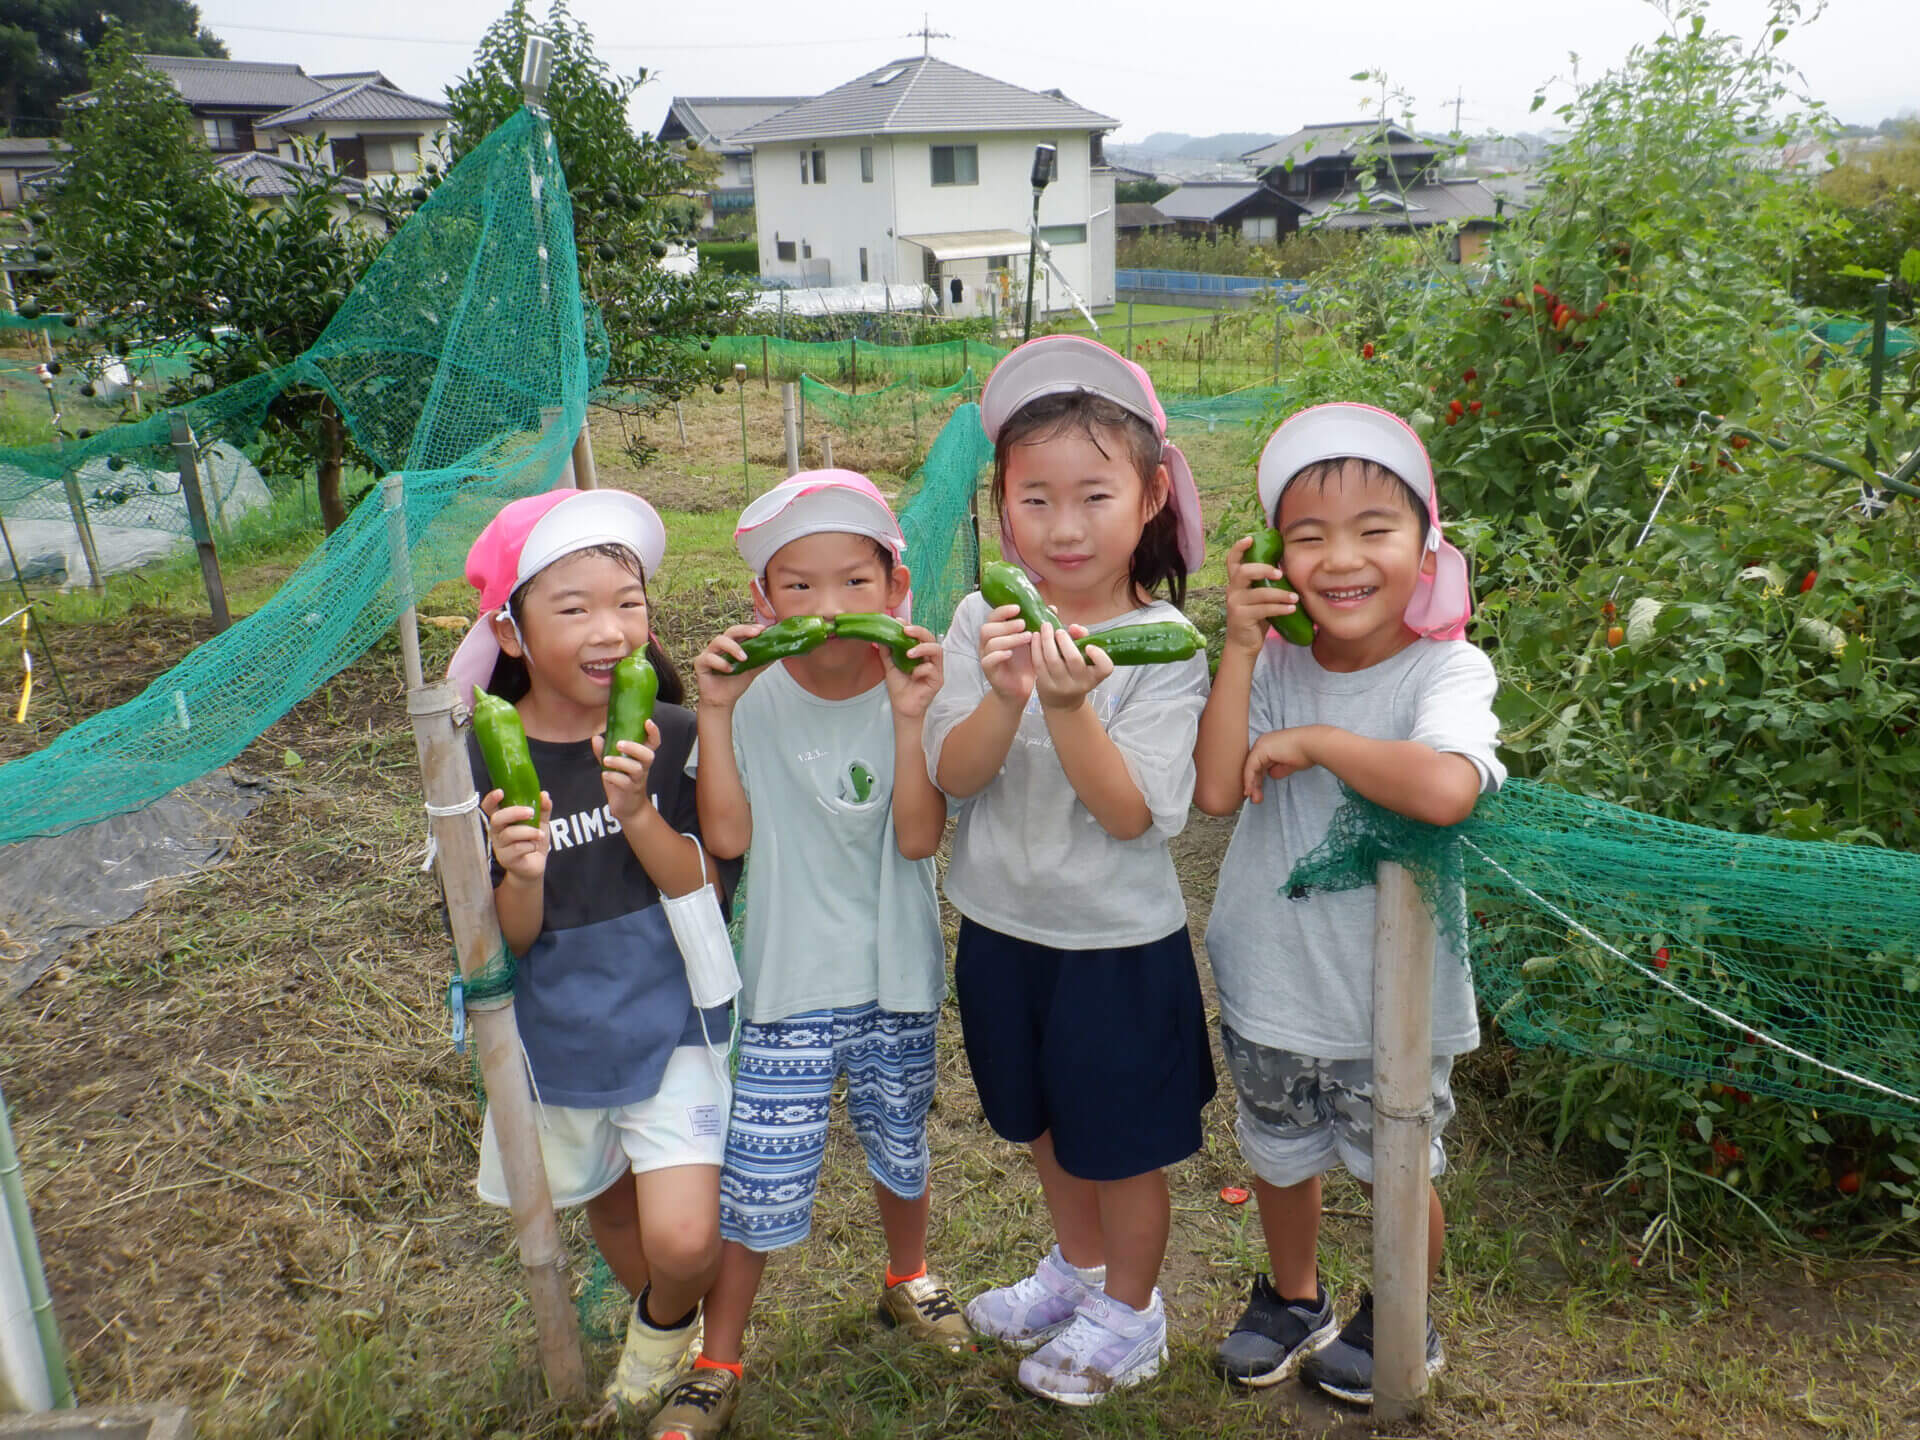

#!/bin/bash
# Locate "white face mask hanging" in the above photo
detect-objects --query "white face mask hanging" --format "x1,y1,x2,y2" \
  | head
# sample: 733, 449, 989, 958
660, 834, 743, 1050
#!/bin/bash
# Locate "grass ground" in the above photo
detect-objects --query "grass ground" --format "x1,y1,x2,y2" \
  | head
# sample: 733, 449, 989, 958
2, 387, 1918, 1438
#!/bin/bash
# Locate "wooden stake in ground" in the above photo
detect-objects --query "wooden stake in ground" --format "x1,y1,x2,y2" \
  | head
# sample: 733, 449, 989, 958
570, 421, 600, 492
380, 475, 424, 691
781, 383, 800, 476
1370, 859, 1436, 1422
168, 416, 230, 632
407, 681, 587, 1401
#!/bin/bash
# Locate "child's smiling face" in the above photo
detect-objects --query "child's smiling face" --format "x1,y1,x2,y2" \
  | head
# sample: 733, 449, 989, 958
1000, 421, 1166, 615
1274, 460, 1433, 669
497, 548, 652, 721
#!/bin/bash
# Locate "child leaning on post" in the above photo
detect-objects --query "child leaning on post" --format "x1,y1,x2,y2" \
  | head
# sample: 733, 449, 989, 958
1193, 402, 1504, 1407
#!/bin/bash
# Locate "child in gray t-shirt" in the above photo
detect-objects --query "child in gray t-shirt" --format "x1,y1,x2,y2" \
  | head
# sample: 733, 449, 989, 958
653, 471, 967, 1439
1193, 403, 1504, 1408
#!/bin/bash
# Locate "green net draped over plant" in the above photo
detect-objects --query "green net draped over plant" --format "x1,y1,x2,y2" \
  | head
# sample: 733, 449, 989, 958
895, 400, 991, 635
1287, 777, 1920, 1123
0, 108, 593, 845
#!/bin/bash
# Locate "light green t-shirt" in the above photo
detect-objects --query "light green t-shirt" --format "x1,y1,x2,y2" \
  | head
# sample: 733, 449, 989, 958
717, 662, 944, 1024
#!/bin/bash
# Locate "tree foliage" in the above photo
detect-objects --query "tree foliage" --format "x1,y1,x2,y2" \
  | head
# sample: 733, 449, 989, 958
0, 0, 224, 135
43, 27, 389, 531
446, 0, 747, 456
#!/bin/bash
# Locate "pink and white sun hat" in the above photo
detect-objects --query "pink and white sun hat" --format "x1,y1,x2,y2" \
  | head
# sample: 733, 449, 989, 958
1255, 402, 1472, 642
979, 334, 1206, 577
447, 488, 667, 695
733, 469, 911, 619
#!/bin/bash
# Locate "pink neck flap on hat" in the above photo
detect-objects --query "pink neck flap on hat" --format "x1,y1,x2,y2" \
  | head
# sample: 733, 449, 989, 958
1257, 401, 1472, 643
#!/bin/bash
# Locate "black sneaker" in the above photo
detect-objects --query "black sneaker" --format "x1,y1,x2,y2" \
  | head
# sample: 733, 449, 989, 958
1213, 1274, 1339, 1388
1299, 1290, 1445, 1407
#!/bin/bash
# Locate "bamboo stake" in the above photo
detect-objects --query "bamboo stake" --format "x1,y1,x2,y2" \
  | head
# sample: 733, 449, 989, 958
781, 383, 800, 476
407, 681, 587, 1401
168, 415, 230, 631
1371, 859, 1436, 1422
570, 421, 599, 492
381, 476, 423, 691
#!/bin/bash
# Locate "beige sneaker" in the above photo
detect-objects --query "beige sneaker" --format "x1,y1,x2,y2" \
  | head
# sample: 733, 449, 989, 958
604, 1302, 701, 1414
647, 1365, 741, 1440
877, 1272, 973, 1349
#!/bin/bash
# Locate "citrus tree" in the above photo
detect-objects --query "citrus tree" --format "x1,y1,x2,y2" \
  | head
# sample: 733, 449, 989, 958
447, 0, 748, 459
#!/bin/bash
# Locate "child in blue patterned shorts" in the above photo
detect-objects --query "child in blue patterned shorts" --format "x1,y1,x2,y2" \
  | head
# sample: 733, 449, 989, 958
647, 471, 966, 1440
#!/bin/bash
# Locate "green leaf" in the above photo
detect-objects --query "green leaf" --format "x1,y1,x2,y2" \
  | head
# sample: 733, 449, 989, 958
282, 748, 304, 770
1695, 1113, 1713, 1143
1900, 249, 1920, 287
1530, 94, 1546, 113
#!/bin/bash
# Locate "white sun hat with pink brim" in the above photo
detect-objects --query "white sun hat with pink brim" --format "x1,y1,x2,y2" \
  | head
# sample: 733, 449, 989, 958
978, 334, 1206, 578
733, 469, 912, 619
1255, 401, 1473, 642
446, 488, 667, 696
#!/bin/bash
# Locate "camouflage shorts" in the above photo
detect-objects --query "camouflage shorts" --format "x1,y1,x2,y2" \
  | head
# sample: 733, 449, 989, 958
1219, 1023, 1456, 1188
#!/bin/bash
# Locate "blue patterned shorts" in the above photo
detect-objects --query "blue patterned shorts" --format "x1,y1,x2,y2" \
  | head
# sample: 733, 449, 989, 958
719, 1003, 937, 1252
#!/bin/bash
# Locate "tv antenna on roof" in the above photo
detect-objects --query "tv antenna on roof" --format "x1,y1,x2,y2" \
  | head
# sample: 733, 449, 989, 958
908, 15, 950, 57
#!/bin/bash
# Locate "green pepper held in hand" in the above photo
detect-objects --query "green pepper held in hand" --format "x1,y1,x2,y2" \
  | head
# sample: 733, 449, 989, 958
1075, 620, 1204, 667
726, 615, 833, 673
602, 653, 658, 768
981, 560, 1062, 633
471, 686, 541, 826
830, 612, 920, 672
1245, 529, 1315, 646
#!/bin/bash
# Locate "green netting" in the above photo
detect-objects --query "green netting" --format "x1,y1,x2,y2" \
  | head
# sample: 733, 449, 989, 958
0, 311, 80, 335
1162, 385, 1291, 430
696, 334, 1005, 388
895, 401, 991, 635
0, 106, 594, 845
1806, 318, 1917, 360
798, 369, 977, 442
1286, 778, 1920, 1122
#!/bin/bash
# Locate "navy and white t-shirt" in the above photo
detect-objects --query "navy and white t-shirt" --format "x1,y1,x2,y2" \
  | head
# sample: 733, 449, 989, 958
469, 701, 732, 1109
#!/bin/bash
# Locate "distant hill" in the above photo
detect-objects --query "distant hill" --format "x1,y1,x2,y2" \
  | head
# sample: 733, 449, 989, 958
1129, 131, 1284, 161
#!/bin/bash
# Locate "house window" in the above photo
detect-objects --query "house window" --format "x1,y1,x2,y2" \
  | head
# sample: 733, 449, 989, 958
930, 144, 978, 186
800, 150, 809, 184
801, 241, 812, 259
801, 148, 826, 183
859, 246, 869, 281
737, 154, 753, 184
1287, 167, 1307, 194
1090, 133, 1105, 166
860, 146, 873, 182
200, 116, 252, 151
362, 135, 421, 174
1243, 215, 1277, 243
1036, 224, 1087, 245
776, 238, 797, 262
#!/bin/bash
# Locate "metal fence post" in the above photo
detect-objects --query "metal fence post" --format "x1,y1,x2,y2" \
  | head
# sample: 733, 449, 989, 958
168, 415, 230, 631
1371, 859, 1436, 1422
781, 383, 800, 476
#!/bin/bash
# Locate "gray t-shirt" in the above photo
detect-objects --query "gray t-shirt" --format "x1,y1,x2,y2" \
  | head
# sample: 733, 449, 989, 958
717, 663, 945, 1024
1203, 636, 1505, 1060
924, 591, 1209, 949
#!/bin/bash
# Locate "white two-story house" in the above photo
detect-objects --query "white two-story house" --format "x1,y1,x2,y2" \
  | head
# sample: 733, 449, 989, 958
731, 56, 1117, 319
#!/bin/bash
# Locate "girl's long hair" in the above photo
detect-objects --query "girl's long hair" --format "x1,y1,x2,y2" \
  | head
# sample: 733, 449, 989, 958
485, 543, 686, 705
989, 392, 1188, 609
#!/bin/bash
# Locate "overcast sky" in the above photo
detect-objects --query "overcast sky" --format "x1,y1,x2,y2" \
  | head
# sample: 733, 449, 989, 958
197, 0, 1913, 142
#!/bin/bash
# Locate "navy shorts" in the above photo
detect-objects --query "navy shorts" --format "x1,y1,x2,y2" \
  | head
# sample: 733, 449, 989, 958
954, 917, 1216, 1182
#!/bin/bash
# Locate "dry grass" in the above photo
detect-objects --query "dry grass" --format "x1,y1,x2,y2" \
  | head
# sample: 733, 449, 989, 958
2, 390, 1918, 1439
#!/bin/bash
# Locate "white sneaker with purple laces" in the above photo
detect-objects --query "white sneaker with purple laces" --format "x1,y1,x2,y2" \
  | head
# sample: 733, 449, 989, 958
1017, 1287, 1167, 1406
965, 1245, 1101, 1349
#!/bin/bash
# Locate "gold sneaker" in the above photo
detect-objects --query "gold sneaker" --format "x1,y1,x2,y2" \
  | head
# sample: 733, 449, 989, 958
603, 1303, 701, 1414
647, 1365, 742, 1440
877, 1272, 973, 1349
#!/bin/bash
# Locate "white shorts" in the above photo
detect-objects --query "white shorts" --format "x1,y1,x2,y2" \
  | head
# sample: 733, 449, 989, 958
476, 1045, 731, 1209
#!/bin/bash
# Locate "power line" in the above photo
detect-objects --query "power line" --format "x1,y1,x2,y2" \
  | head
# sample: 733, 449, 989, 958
201, 17, 903, 52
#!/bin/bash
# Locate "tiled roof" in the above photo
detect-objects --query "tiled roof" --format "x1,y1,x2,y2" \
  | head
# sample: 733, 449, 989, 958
1303, 178, 1499, 228
258, 80, 448, 129
1243, 122, 1439, 170
660, 97, 811, 151
1154, 181, 1295, 222
1115, 202, 1169, 228
215, 149, 366, 199
137, 54, 328, 110
731, 57, 1115, 144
